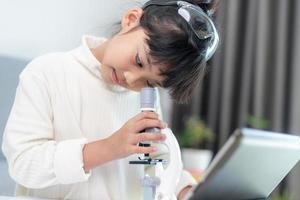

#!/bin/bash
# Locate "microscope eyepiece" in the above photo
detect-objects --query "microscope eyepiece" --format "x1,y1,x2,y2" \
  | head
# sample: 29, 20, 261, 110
140, 87, 156, 111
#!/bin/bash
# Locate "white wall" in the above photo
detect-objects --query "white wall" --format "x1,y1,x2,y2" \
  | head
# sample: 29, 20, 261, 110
0, 0, 141, 60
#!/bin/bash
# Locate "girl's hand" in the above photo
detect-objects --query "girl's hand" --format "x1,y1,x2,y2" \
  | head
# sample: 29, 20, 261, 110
107, 112, 167, 160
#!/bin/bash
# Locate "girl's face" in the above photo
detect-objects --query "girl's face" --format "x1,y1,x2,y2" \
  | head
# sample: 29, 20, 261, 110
92, 7, 166, 92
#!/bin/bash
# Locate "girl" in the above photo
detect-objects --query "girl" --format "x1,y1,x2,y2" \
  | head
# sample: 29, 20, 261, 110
2, 0, 219, 199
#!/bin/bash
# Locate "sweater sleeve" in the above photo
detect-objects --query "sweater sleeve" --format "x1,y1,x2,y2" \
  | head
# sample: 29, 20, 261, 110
1, 69, 91, 189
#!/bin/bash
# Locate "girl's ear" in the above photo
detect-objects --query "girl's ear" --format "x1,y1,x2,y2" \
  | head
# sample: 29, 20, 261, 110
120, 7, 144, 33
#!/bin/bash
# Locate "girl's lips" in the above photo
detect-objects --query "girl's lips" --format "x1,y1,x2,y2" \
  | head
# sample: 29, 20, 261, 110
112, 69, 119, 84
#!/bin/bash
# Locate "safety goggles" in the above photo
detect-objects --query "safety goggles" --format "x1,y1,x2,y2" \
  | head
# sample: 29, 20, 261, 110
142, 0, 219, 61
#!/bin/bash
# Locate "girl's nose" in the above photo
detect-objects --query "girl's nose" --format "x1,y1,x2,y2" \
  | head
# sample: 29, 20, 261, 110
124, 77, 146, 91
124, 72, 140, 87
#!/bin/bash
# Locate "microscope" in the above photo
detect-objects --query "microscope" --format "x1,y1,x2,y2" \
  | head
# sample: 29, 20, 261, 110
129, 88, 183, 200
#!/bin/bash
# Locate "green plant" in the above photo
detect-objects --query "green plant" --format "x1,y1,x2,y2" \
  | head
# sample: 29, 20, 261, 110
246, 114, 269, 129
271, 193, 290, 200
177, 117, 215, 149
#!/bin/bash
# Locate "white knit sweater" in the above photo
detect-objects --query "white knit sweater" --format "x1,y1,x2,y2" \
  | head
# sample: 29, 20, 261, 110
2, 36, 196, 200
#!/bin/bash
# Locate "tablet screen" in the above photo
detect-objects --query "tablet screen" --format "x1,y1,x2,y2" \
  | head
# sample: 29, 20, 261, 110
189, 128, 300, 200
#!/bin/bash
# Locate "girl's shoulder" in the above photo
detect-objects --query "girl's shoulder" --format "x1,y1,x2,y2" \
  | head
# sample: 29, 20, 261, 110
23, 52, 67, 73
20, 51, 74, 80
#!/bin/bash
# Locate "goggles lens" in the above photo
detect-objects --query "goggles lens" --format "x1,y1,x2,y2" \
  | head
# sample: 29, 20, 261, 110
143, 0, 219, 61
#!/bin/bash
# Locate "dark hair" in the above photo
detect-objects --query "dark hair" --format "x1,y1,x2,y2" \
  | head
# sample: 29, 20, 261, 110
140, 0, 219, 104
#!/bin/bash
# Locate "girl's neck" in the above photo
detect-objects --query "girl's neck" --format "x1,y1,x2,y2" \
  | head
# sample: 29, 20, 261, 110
91, 39, 109, 63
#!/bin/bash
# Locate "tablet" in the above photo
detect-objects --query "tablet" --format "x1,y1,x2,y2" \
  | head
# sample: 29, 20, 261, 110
189, 128, 300, 200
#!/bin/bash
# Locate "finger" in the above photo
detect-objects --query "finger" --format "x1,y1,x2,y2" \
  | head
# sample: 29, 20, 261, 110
133, 112, 159, 122
132, 132, 166, 144
134, 119, 166, 132
131, 145, 157, 154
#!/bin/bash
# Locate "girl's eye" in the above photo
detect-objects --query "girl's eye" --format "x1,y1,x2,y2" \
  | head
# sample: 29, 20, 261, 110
135, 54, 143, 68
